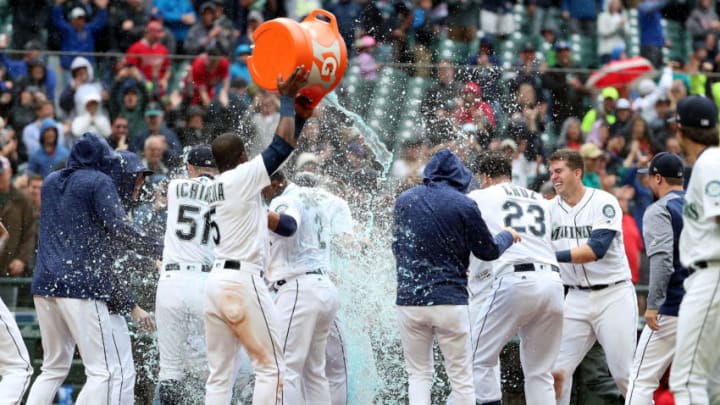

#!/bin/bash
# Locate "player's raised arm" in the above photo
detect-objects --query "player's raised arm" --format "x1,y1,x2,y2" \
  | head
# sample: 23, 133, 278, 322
260, 66, 311, 176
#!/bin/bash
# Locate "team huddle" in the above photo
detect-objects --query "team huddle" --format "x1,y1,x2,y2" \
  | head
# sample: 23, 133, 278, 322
0, 71, 720, 404
391, 95, 720, 405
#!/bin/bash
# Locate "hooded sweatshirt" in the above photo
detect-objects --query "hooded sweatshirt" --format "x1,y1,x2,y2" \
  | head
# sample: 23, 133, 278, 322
392, 149, 513, 306
32, 133, 162, 301
28, 118, 70, 178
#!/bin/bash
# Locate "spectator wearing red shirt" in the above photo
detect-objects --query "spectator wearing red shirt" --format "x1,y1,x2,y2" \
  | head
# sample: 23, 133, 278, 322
126, 21, 170, 93
454, 81, 496, 128
186, 47, 229, 107
617, 187, 644, 283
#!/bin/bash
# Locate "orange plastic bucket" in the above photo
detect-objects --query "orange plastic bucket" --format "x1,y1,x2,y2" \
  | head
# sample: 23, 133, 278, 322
248, 9, 347, 108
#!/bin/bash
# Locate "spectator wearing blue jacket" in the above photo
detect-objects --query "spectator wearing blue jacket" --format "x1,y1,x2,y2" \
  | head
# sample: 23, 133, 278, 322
27, 133, 162, 404
0, 40, 57, 102
230, 44, 252, 86
51, 0, 109, 73
153, 0, 197, 50
28, 119, 70, 179
392, 148, 518, 404
638, 0, 670, 68
562, 0, 603, 37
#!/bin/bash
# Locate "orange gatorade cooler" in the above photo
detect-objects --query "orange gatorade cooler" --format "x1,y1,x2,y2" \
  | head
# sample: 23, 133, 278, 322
248, 9, 347, 108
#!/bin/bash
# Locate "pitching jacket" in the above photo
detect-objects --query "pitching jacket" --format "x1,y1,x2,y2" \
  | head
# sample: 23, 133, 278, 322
32, 134, 162, 302
393, 149, 513, 306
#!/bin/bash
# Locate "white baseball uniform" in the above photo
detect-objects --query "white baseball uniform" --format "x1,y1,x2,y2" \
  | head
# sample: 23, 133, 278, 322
670, 146, 720, 404
156, 176, 217, 394
108, 313, 135, 405
267, 183, 341, 404
468, 182, 564, 404
549, 187, 637, 405
0, 296, 32, 405
205, 155, 284, 405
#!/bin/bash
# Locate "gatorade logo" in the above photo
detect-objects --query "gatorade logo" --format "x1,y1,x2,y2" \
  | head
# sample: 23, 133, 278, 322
309, 39, 341, 89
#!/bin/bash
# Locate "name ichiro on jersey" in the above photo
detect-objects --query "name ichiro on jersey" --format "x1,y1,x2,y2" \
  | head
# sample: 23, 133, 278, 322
177, 181, 226, 203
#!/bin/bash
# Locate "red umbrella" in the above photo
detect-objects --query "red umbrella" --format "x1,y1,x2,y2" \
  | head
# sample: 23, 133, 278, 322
586, 57, 655, 89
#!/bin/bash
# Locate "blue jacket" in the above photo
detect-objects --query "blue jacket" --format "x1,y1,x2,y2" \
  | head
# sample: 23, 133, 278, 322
393, 149, 513, 306
562, 0, 602, 20
32, 134, 162, 302
153, 0, 196, 42
638, 0, 669, 47
107, 151, 152, 315
658, 190, 688, 316
0, 55, 57, 102
28, 119, 70, 178
52, 5, 108, 69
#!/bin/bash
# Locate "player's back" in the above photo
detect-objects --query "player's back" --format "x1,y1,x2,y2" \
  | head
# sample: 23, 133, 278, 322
468, 182, 557, 273
163, 176, 218, 266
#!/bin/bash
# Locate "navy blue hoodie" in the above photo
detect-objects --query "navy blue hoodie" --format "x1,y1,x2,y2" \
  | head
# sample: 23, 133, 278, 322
32, 134, 162, 301
393, 149, 513, 306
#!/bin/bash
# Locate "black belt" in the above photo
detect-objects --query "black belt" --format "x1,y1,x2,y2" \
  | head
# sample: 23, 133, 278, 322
514, 263, 560, 273
689, 261, 712, 275
276, 269, 324, 287
224, 260, 242, 270
565, 280, 626, 291
165, 263, 211, 272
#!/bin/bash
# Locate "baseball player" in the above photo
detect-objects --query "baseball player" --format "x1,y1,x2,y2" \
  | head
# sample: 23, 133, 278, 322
625, 152, 688, 404
0, 222, 32, 405
204, 66, 311, 405
156, 145, 218, 404
669, 95, 720, 404
468, 152, 564, 405
265, 171, 341, 403
27, 134, 163, 405
392, 148, 520, 405
547, 148, 637, 405
106, 150, 156, 405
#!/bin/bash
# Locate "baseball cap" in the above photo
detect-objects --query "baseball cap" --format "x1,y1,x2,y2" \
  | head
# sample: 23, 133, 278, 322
0, 156, 9, 173
248, 10, 264, 22
187, 145, 217, 168
637, 152, 684, 178
145, 102, 163, 117
500, 138, 518, 151
601, 87, 619, 100
521, 41, 535, 53
555, 40, 571, 51
616, 98, 631, 109
70, 7, 86, 19
579, 143, 603, 159
200, 2, 215, 12
671, 95, 718, 128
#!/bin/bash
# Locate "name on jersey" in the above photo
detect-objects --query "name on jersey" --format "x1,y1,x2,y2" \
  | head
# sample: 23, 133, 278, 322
177, 181, 226, 204
551, 225, 593, 240
501, 185, 539, 200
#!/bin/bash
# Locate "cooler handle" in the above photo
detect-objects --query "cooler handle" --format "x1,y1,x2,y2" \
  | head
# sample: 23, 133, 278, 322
304, 9, 338, 32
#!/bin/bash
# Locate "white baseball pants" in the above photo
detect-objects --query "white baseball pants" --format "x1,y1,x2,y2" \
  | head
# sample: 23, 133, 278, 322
325, 316, 349, 405
204, 269, 284, 405
0, 297, 32, 405
472, 272, 564, 404
397, 305, 475, 405
275, 274, 339, 405
553, 282, 637, 405
156, 270, 208, 382
108, 314, 135, 405
27, 296, 118, 405
625, 315, 677, 405
670, 268, 720, 405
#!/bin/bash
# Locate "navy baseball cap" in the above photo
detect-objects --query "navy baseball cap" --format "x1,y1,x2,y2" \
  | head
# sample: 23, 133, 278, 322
670, 96, 718, 128
638, 152, 684, 178
187, 145, 216, 168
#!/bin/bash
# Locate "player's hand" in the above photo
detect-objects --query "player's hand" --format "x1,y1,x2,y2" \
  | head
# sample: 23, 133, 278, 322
505, 227, 522, 243
131, 306, 155, 333
644, 309, 660, 331
277, 66, 309, 98
8, 259, 24, 276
